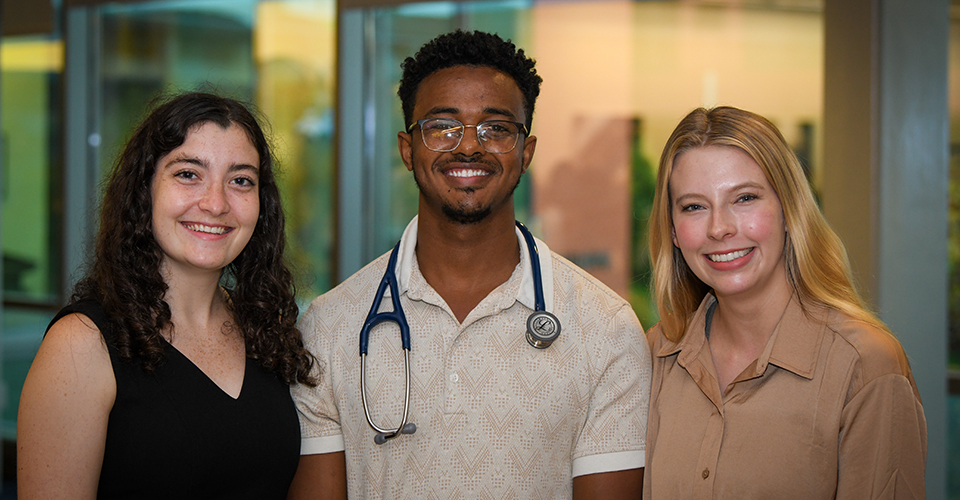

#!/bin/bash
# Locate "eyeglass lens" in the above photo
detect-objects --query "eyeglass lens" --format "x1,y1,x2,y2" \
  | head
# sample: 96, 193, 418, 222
419, 119, 522, 153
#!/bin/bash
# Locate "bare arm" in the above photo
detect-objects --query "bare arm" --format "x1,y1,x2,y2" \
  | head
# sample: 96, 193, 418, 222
17, 313, 116, 499
573, 468, 643, 500
286, 452, 348, 500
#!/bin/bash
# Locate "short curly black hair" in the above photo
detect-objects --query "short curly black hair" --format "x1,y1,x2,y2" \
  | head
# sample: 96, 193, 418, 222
398, 30, 542, 131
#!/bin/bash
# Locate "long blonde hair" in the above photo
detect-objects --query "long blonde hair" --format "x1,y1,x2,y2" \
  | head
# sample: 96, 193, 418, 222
649, 106, 885, 342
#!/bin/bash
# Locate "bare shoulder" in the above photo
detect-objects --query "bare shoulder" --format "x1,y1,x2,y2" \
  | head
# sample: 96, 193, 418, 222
25, 311, 115, 401
44, 312, 109, 354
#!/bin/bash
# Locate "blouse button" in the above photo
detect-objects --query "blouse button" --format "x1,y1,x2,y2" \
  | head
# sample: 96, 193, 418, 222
450, 373, 459, 383
702, 469, 710, 479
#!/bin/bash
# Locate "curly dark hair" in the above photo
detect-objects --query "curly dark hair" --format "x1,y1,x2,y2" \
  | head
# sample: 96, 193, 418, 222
398, 30, 542, 131
72, 91, 315, 386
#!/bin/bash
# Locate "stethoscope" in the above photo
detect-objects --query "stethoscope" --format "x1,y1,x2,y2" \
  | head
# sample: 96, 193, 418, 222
359, 221, 562, 445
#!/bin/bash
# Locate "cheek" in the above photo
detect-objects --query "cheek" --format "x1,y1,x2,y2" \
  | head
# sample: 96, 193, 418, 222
744, 209, 785, 244
412, 146, 440, 169
150, 183, 180, 223
235, 192, 261, 227
671, 217, 702, 253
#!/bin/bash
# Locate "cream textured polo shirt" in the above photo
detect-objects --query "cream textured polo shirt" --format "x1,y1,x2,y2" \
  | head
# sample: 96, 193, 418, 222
292, 217, 651, 499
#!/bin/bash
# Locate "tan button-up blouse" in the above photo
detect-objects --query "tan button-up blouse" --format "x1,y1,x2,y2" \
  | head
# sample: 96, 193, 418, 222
644, 293, 926, 499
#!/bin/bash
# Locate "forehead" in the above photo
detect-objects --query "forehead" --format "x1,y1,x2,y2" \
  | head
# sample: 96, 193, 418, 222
412, 65, 525, 122
670, 145, 771, 193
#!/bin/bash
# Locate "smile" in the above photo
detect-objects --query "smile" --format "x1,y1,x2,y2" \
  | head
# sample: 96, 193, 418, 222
446, 168, 489, 178
183, 222, 231, 235
707, 248, 752, 262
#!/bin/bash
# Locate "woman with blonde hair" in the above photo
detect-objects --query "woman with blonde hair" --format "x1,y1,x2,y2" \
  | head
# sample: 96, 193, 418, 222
644, 106, 926, 498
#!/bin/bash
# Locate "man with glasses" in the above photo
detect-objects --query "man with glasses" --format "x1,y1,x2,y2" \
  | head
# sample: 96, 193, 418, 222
289, 30, 650, 499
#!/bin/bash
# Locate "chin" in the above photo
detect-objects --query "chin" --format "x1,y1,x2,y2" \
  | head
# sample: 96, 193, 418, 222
442, 205, 492, 225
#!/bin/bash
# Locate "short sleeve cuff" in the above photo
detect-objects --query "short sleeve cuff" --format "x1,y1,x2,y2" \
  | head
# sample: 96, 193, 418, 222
572, 450, 645, 477
300, 434, 345, 455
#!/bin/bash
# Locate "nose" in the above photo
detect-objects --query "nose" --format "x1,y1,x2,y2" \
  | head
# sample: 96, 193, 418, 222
455, 125, 484, 155
708, 207, 735, 240
198, 183, 229, 215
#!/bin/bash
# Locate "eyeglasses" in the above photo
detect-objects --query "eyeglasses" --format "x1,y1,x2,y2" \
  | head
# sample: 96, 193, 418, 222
407, 118, 528, 154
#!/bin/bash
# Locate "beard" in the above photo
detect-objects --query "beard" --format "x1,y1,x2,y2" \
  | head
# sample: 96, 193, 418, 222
412, 159, 522, 225
441, 188, 493, 225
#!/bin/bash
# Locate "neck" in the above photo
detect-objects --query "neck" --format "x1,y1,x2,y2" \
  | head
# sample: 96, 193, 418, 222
710, 275, 793, 349
159, 262, 229, 335
415, 209, 520, 322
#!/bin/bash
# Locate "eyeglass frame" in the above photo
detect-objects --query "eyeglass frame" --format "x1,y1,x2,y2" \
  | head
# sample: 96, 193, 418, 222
406, 118, 530, 154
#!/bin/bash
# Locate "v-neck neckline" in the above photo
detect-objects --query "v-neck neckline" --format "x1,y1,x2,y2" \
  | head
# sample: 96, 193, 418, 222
162, 338, 248, 400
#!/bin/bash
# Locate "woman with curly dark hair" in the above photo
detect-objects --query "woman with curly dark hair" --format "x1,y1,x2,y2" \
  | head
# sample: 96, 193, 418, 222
17, 91, 316, 499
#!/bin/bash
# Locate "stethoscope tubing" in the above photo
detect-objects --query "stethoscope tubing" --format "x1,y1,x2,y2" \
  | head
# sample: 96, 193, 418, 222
516, 221, 546, 311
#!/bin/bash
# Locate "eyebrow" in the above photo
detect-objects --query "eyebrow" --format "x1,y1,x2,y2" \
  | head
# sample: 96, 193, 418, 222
423, 106, 519, 120
164, 153, 259, 175
673, 181, 766, 205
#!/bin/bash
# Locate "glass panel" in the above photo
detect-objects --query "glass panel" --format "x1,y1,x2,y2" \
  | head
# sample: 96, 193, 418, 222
97, 0, 336, 300
255, 0, 337, 298
99, 0, 259, 180
1, 37, 63, 305
365, 0, 823, 328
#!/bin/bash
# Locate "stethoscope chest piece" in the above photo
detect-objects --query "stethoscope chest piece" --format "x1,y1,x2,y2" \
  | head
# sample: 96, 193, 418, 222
526, 310, 561, 349
515, 220, 561, 349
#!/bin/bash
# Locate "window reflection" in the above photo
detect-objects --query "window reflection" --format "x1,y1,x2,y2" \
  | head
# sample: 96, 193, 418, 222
98, 0, 336, 300
1, 37, 63, 305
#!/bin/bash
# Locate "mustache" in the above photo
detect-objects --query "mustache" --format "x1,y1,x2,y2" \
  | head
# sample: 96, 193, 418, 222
437, 153, 496, 169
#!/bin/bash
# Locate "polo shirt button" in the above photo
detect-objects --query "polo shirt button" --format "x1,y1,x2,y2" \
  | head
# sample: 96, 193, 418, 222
702, 469, 710, 479
450, 373, 459, 383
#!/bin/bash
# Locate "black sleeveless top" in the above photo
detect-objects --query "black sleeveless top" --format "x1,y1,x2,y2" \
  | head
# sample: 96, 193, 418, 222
47, 301, 300, 500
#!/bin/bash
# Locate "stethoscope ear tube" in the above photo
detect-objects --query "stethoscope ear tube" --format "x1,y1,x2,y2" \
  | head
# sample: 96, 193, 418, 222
361, 351, 416, 445
359, 242, 410, 355
360, 243, 416, 444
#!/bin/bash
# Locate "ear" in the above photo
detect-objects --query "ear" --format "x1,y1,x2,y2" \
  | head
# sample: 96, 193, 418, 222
398, 131, 414, 172
520, 134, 537, 174
672, 226, 679, 248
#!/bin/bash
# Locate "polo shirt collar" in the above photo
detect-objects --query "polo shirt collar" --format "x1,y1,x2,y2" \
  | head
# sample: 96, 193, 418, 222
391, 216, 555, 312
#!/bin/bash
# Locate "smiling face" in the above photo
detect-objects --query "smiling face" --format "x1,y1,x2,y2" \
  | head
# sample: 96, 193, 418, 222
398, 65, 536, 226
670, 145, 791, 302
150, 121, 260, 279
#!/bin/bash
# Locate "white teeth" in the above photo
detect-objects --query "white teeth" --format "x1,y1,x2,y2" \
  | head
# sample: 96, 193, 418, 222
447, 169, 488, 178
707, 248, 751, 262
184, 223, 229, 235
